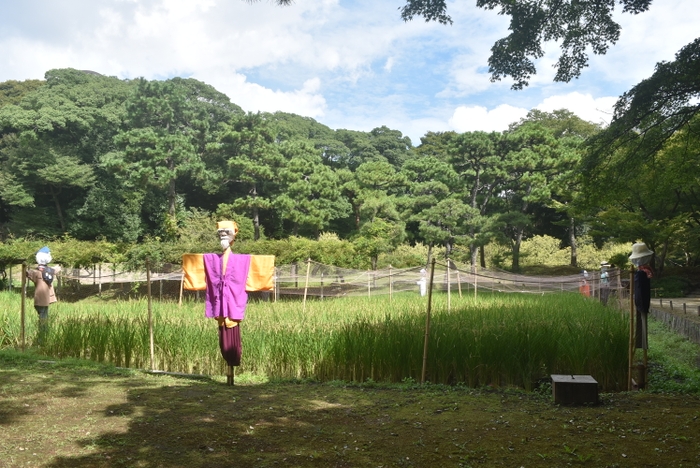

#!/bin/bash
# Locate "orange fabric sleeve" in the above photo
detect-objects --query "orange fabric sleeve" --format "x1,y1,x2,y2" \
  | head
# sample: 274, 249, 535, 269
246, 255, 275, 291
182, 254, 206, 291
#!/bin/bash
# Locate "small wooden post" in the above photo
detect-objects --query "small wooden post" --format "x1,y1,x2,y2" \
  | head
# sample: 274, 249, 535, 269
670, 300, 673, 311
447, 259, 451, 312
683, 303, 687, 314
628, 266, 635, 391
178, 272, 185, 306
146, 260, 155, 371
389, 265, 393, 301
457, 268, 462, 298
421, 258, 437, 384
320, 272, 324, 301
302, 258, 311, 313
20, 263, 27, 352
98, 263, 102, 297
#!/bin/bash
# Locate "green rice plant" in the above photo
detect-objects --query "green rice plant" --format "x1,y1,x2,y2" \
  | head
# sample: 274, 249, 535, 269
0, 291, 630, 390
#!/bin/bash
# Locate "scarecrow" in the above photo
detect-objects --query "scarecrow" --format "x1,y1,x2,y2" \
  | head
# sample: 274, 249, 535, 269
182, 220, 274, 385
26, 246, 61, 345
629, 243, 653, 350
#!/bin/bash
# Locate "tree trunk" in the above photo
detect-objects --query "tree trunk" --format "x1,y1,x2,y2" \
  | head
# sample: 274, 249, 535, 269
470, 244, 478, 273
512, 229, 524, 272
168, 177, 177, 218
48, 185, 66, 232
569, 216, 578, 267
480, 245, 486, 268
251, 184, 261, 241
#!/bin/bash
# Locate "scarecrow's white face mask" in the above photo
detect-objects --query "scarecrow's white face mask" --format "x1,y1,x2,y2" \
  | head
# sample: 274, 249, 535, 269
218, 229, 236, 251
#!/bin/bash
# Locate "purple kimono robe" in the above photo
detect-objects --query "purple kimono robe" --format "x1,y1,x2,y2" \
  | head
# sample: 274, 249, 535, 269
203, 253, 251, 321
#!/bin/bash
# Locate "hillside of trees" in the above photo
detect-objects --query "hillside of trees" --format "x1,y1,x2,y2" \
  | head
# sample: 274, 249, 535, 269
1, 63, 698, 273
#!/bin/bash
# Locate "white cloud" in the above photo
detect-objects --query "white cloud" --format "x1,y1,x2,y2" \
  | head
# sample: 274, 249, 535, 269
212, 75, 327, 118
449, 104, 529, 133
536, 92, 617, 126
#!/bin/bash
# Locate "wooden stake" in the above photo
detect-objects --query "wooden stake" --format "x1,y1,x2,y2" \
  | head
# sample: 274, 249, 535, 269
21, 263, 26, 352
227, 365, 234, 386
302, 258, 311, 313
628, 265, 635, 391
421, 258, 437, 385
178, 270, 185, 306
447, 259, 451, 312
146, 259, 154, 371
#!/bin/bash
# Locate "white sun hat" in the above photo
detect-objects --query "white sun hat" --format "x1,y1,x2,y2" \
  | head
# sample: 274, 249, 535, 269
629, 242, 654, 260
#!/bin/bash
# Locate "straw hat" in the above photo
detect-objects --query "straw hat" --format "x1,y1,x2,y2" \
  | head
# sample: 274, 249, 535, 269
629, 242, 654, 260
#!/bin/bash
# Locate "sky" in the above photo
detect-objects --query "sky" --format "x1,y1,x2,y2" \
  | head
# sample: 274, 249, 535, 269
0, 0, 698, 145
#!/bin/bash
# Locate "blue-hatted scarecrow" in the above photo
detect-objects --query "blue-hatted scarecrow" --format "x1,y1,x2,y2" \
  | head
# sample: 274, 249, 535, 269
26, 246, 61, 345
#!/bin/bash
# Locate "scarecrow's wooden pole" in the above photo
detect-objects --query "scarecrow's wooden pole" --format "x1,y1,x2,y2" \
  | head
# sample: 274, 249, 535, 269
628, 265, 635, 391
421, 258, 437, 384
227, 365, 234, 386
147, 259, 155, 371
21, 262, 27, 352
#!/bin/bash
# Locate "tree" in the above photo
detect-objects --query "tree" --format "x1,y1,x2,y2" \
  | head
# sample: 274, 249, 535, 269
448, 130, 505, 269
511, 109, 600, 266
0, 69, 132, 236
274, 140, 351, 237
400, 0, 653, 89
103, 77, 237, 239
497, 122, 562, 271
219, 113, 285, 240
585, 38, 700, 184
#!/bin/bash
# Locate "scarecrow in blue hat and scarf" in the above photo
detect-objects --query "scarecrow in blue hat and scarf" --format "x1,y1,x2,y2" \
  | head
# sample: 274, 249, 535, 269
26, 246, 61, 345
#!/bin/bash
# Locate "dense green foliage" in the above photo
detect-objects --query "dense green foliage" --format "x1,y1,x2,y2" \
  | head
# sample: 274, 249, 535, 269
2, 44, 700, 276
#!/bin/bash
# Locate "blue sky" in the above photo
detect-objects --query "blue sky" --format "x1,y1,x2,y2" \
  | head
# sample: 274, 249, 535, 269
1, 0, 698, 145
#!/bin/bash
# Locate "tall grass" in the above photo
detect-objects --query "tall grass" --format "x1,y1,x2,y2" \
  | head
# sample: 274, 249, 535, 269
0, 291, 629, 390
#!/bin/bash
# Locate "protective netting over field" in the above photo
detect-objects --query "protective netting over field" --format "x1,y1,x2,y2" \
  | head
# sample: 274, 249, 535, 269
4, 260, 627, 305
273, 260, 627, 302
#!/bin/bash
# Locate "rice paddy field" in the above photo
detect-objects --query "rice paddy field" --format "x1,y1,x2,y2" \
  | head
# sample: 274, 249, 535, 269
0, 291, 630, 391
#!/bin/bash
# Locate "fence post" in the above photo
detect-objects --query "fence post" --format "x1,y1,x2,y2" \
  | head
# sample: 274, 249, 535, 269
421, 258, 437, 385
628, 266, 635, 391
302, 258, 311, 313
146, 259, 154, 371
20, 263, 26, 351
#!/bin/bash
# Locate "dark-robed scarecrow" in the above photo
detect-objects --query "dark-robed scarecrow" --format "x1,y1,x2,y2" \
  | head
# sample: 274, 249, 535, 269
182, 220, 275, 385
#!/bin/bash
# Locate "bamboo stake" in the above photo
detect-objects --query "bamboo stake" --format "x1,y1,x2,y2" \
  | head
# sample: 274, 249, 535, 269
389, 265, 393, 301
421, 258, 437, 384
628, 265, 635, 391
21, 263, 26, 352
302, 258, 311, 312
98, 263, 102, 297
178, 271, 185, 306
367, 270, 371, 297
147, 259, 155, 371
457, 268, 462, 298
447, 259, 451, 312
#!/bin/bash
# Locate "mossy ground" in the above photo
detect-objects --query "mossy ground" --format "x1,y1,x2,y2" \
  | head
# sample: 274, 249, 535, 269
1, 350, 700, 468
